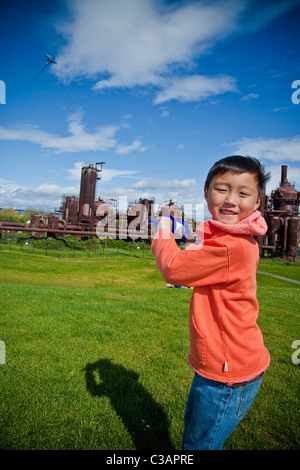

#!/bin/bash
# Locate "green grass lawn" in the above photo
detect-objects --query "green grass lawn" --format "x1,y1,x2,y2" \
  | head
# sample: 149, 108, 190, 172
258, 257, 300, 282
0, 250, 299, 450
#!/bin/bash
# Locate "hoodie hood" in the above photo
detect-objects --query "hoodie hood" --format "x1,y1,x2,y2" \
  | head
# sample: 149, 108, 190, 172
197, 210, 268, 237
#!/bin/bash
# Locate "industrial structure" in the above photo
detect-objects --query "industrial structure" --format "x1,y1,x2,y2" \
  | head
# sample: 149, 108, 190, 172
0, 162, 299, 260
258, 165, 300, 261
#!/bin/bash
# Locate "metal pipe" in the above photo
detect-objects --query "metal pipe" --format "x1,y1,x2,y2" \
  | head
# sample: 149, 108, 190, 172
281, 165, 288, 185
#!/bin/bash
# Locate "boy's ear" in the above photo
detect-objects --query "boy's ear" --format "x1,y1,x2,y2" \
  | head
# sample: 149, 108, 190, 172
204, 185, 208, 202
255, 194, 263, 210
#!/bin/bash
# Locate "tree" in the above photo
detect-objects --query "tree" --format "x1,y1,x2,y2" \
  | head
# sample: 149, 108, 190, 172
0, 208, 22, 222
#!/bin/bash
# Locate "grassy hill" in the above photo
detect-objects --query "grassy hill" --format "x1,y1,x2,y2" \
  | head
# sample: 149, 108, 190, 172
0, 250, 299, 450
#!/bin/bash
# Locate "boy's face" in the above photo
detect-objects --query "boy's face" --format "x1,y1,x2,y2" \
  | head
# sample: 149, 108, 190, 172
204, 171, 262, 224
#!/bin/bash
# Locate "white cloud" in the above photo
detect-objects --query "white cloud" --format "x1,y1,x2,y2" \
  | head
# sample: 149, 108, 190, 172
237, 0, 299, 33
0, 178, 13, 184
239, 93, 259, 102
0, 112, 149, 155
115, 139, 150, 155
229, 135, 300, 163
160, 108, 169, 118
264, 164, 300, 194
0, 176, 203, 216
273, 107, 288, 112
226, 135, 300, 192
56, 0, 242, 85
0, 113, 117, 153
54, 0, 244, 103
53, 0, 298, 103
0, 180, 78, 211
64, 162, 139, 181
130, 178, 197, 190
154, 75, 237, 104
64, 162, 83, 180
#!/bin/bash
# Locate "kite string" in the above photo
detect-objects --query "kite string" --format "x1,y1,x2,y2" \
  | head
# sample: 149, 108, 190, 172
35, 54, 99, 128
35, 63, 49, 81
62, 82, 98, 128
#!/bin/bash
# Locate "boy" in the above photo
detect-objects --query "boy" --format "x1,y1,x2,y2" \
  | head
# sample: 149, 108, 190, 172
151, 155, 270, 450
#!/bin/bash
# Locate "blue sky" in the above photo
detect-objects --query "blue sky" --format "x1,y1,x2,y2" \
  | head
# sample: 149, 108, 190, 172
0, 0, 300, 219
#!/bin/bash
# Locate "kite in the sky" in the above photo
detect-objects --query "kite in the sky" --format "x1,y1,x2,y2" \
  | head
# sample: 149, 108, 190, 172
35, 54, 57, 81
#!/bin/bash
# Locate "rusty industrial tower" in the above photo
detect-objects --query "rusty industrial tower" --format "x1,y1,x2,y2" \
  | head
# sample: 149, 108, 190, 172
0, 163, 299, 260
258, 165, 300, 260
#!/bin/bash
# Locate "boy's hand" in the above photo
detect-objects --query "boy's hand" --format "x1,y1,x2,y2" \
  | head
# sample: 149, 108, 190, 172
158, 215, 173, 232
148, 216, 174, 232
149, 215, 196, 243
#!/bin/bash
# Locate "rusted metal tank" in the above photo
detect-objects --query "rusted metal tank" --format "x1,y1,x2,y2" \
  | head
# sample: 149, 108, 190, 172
78, 164, 99, 229
127, 198, 155, 239
272, 165, 299, 211
62, 196, 79, 224
159, 199, 183, 219
259, 165, 299, 261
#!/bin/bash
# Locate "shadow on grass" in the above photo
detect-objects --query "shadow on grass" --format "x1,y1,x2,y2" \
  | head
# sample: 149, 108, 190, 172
84, 359, 175, 450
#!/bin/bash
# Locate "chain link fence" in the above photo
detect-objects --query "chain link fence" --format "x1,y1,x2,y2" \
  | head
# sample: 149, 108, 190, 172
0, 233, 154, 259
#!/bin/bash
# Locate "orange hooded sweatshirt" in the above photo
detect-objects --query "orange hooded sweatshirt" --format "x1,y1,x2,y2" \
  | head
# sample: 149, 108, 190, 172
151, 210, 270, 385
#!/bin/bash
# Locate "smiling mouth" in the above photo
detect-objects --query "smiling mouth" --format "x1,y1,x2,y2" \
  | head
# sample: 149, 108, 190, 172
220, 209, 238, 216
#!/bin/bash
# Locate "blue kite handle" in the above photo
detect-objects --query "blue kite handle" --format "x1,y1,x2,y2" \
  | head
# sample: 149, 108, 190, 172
148, 215, 175, 229
148, 215, 175, 231
148, 215, 190, 241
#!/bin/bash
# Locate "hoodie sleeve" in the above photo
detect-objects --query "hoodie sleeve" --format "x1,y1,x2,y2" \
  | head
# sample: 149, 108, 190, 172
151, 229, 229, 287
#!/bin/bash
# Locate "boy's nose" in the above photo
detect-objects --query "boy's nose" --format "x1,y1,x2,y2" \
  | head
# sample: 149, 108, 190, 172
224, 193, 237, 205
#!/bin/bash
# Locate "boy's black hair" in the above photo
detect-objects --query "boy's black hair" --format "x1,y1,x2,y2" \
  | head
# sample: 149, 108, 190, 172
205, 155, 271, 196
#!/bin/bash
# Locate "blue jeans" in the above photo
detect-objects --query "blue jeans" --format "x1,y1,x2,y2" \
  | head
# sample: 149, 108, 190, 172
182, 372, 263, 450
